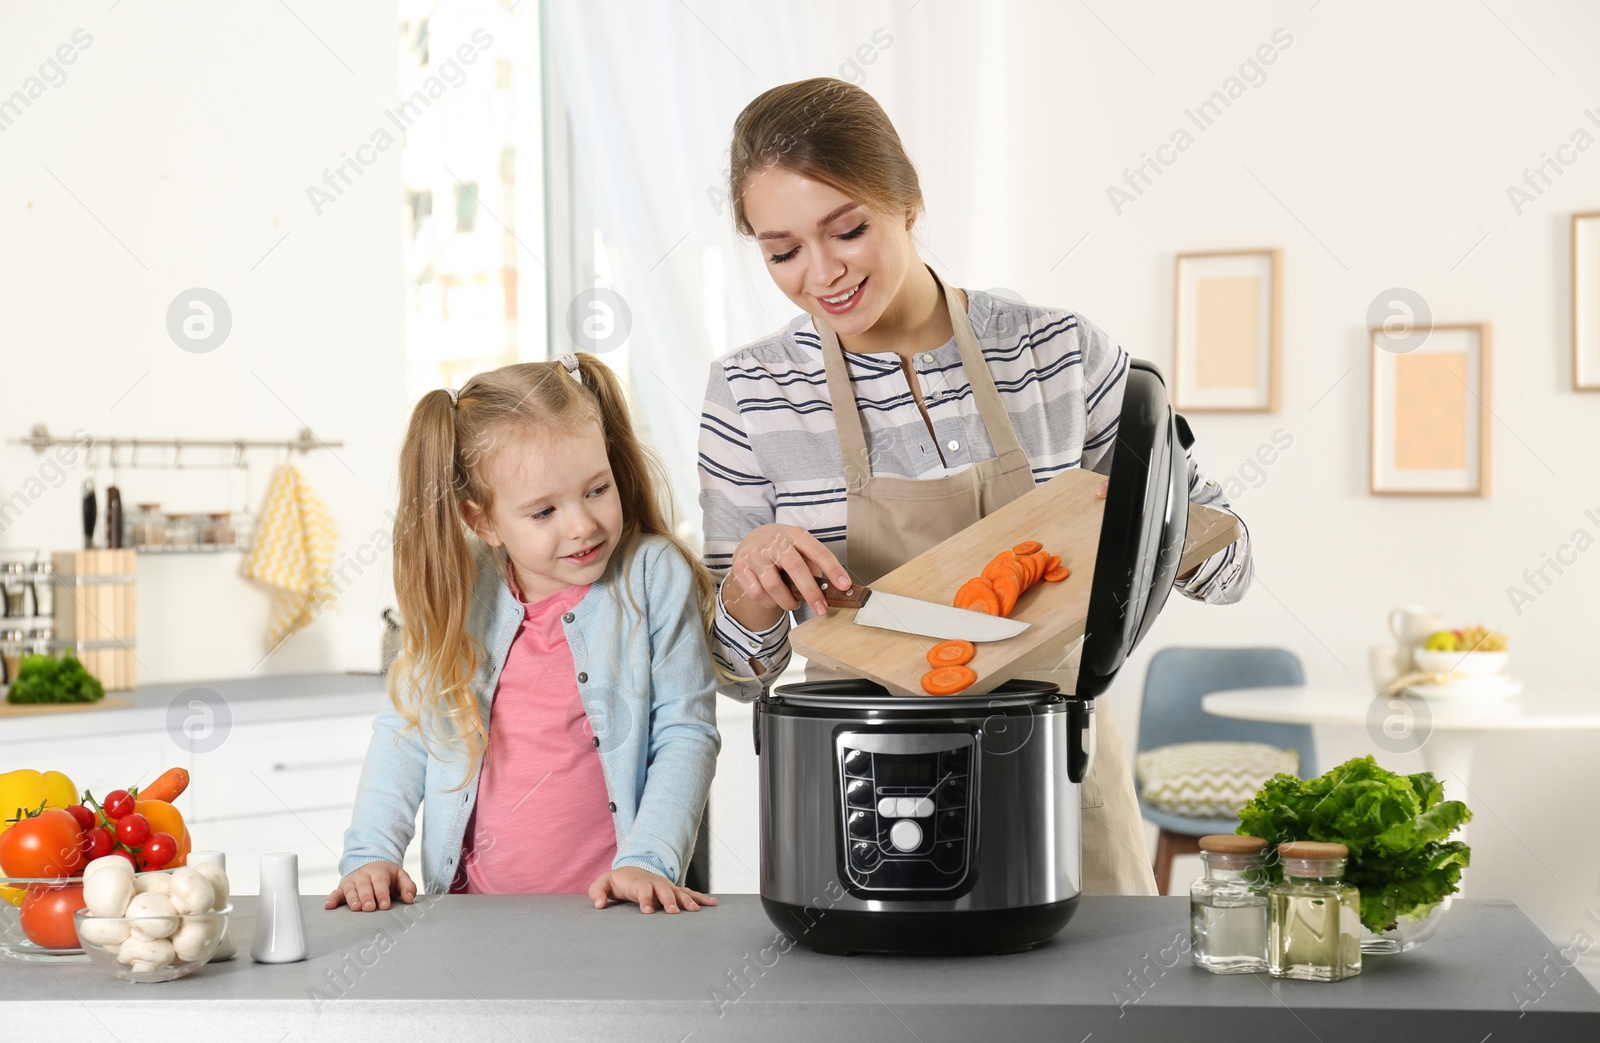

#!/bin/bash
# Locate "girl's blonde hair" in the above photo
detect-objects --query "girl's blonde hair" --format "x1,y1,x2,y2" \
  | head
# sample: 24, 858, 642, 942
388, 353, 717, 784
728, 77, 924, 237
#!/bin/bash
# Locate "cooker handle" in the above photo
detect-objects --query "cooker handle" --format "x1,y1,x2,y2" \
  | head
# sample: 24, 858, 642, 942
1068, 697, 1098, 783
752, 688, 763, 756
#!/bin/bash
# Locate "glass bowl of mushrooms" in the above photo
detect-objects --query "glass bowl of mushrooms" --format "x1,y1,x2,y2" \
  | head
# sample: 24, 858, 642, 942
73, 857, 231, 983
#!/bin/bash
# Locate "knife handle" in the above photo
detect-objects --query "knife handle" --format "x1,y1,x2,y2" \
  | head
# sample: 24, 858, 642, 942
780, 572, 868, 609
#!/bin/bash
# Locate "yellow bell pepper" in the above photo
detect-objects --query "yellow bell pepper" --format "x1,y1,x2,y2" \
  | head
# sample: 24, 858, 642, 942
0, 769, 79, 904
0, 769, 78, 825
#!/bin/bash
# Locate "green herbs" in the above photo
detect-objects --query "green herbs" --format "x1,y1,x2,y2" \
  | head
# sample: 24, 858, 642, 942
5, 652, 106, 705
1237, 755, 1471, 935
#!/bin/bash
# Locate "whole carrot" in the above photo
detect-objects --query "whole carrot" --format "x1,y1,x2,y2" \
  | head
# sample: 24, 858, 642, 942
137, 766, 190, 803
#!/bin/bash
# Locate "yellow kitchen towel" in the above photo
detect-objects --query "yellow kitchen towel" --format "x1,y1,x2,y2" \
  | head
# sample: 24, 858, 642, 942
243, 462, 338, 648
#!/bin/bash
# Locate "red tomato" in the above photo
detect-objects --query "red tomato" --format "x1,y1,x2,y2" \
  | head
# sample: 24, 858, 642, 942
65, 805, 96, 832
80, 827, 115, 862
141, 833, 177, 868
0, 808, 85, 880
102, 790, 134, 820
115, 813, 150, 847
19, 884, 85, 950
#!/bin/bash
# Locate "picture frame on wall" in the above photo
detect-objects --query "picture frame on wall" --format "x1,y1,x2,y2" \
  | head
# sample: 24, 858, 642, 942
1173, 248, 1281, 412
1574, 210, 1600, 391
1370, 322, 1492, 496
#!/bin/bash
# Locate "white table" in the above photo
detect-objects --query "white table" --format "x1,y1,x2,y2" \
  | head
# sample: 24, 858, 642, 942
1201, 685, 1600, 890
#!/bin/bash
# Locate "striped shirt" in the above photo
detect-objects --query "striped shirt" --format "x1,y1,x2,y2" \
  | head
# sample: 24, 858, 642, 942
697, 289, 1253, 702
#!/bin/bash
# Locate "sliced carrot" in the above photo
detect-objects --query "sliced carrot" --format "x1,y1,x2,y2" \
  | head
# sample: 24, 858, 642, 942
954, 577, 1000, 616
992, 574, 1022, 617
982, 551, 1018, 582
1047, 553, 1061, 571
922, 665, 978, 696
1012, 540, 1042, 556
1044, 565, 1070, 582
927, 640, 976, 668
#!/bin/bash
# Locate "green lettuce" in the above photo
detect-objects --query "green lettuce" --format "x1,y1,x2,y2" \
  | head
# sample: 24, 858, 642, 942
1237, 755, 1471, 934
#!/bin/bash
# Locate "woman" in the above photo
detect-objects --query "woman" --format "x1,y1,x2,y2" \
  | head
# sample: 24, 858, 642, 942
697, 78, 1252, 895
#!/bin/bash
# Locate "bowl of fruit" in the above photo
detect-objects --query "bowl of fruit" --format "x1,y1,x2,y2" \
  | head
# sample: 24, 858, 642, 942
1413, 625, 1509, 677
75, 856, 231, 983
0, 767, 193, 962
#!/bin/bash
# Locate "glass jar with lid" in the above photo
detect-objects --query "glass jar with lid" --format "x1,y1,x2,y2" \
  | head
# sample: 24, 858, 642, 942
1268, 841, 1362, 981
29, 558, 53, 619
132, 503, 164, 547
164, 513, 198, 549
1, 628, 26, 686
203, 512, 236, 547
2, 560, 28, 618
1191, 834, 1270, 973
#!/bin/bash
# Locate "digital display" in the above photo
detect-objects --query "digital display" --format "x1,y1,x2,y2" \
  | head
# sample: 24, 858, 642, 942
875, 755, 934, 783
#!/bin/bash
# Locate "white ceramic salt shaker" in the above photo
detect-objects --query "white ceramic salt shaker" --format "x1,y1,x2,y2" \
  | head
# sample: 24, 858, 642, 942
251, 851, 308, 963
186, 850, 238, 961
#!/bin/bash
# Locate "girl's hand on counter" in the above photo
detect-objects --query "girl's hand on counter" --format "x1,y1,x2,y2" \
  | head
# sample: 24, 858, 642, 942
588, 866, 717, 914
326, 861, 417, 912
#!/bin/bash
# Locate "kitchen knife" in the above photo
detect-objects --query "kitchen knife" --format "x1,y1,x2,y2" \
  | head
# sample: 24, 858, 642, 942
784, 574, 1030, 643
83, 479, 97, 549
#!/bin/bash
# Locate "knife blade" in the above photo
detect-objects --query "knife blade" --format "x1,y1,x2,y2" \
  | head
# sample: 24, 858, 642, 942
787, 575, 1030, 643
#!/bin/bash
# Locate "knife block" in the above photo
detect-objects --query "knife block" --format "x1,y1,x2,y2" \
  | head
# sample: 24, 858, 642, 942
50, 549, 137, 691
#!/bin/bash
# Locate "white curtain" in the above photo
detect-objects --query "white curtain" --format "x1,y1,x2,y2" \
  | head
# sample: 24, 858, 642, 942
542, 0, 1014, 542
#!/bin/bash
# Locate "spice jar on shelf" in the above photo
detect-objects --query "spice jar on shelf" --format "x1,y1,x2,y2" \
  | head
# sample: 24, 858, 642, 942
164, 513, 199, 549
1, 628, 26, 685
203, 512, 236, 547
131, 503, 164, 547
28, 559, 53, 620
2, 561, 29, 618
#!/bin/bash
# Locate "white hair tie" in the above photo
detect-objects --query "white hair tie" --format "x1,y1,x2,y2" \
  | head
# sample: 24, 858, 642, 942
445, 387, 459, 407
557, 353, 582, 383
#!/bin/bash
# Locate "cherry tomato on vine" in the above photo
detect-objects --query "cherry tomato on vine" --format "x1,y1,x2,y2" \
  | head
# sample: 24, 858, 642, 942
114, 813, 150, 847
101, 790, 135, 820
141, 833, 178, 869
80, 827, 115, 862
64, 805, 96, 832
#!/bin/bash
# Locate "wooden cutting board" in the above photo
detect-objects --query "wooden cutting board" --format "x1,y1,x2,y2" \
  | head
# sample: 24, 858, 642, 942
790, 468, 1244, 697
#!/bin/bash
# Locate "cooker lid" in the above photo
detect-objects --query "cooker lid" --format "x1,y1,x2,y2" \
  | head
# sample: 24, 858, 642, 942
769, 677, 1075, 713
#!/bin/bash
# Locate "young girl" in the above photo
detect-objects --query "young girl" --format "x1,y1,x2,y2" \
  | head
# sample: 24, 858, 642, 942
331, 352, 720, 914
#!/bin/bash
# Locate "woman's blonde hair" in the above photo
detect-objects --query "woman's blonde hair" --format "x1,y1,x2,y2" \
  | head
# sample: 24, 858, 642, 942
728, 77, 924, 237
388, 353, 717, 785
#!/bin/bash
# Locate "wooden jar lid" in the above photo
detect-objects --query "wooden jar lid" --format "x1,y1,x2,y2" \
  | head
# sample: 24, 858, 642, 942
1199, 834, 1267, 854
1278, 840, 1348, 860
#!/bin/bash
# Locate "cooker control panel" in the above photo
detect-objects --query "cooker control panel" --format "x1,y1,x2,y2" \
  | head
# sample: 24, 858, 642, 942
837, 732, 974, 893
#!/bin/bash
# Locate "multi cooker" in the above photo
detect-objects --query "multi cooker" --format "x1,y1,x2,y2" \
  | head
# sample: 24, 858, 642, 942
756, 360, 1190, 954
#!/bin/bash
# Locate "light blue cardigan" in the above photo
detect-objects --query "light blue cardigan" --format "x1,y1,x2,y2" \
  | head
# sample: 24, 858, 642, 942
339, 534, 720, 892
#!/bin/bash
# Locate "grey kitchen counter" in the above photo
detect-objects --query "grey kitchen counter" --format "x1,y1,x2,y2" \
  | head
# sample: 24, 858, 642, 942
4, 895, 1596, 1042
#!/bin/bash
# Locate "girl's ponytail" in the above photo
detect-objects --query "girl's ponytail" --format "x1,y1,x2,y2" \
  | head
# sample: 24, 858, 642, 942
389, 388, 488, 781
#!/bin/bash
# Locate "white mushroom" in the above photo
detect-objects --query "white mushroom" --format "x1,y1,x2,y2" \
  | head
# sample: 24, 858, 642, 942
83, 869, 135, 918
83, 855, 135, 881
188, 862, 230, 911
117, 935, 176, 968
166, 868, 215, 916
125, 892, 179, 940
170, 915, 223, 962
78, 915, 131, 948
133, 871, 172, 895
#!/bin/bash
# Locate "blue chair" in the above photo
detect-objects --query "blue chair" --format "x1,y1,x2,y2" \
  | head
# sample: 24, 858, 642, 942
1136, 647, 1315, 894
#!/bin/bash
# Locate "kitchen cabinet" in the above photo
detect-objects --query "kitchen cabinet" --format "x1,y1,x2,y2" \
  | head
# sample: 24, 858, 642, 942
0, 673, 419, 896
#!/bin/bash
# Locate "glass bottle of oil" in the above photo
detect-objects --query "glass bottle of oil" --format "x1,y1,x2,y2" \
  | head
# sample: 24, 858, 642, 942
1268, 841, 1362, 981
1190, 834, 1269, 973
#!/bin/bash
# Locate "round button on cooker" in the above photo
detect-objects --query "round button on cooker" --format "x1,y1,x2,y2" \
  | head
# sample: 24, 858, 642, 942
889, 819, 922, 852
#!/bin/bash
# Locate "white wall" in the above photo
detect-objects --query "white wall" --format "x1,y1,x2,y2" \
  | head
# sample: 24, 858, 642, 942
0, 1, 407, 681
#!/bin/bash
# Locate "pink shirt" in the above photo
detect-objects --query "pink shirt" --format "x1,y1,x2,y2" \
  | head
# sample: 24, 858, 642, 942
454, 567, 617, 894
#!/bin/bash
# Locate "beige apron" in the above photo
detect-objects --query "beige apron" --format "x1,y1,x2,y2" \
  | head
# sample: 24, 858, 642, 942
806, 268, 1157, 897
